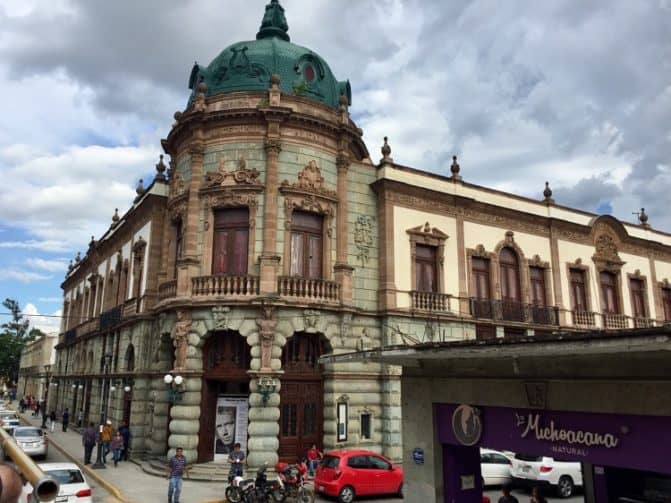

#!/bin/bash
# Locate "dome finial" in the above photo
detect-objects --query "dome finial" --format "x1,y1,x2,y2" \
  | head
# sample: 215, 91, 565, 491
543, 181, 554, 204
256, 0, 290, 42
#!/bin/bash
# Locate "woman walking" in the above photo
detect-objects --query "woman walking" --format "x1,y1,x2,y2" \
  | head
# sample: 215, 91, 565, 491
111, 431, 124, 467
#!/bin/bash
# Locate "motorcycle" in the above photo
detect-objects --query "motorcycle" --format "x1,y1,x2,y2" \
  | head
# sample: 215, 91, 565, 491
236, 465, 281, 503
272, 459, 315, 503
225, 465, 245, 503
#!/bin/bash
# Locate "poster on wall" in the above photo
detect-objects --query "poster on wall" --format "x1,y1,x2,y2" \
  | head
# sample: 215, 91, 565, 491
214, 396, 249, 461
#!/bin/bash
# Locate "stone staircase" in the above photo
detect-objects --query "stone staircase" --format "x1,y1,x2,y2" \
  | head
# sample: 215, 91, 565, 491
137, 457, 234, 482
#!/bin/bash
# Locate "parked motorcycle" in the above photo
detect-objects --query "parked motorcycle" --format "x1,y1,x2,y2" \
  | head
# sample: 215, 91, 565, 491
225, 465, 245, 503
272, 460, 315, 503
234, 465, 281, 503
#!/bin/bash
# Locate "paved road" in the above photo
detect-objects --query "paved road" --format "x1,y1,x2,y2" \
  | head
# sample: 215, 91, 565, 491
484, 486, 584, 502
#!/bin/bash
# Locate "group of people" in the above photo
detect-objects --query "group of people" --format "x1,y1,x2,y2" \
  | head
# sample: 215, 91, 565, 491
498, 484, 548, 503
81, 420, 131, 467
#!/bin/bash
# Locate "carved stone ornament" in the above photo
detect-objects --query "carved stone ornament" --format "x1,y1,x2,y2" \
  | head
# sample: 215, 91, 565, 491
132, 236, 147, 255
212, 306, 231, 331
204, 190, 258, 211
528, 254, 549, 268
169, 198, 188, 223
593, 233, 624, 269
256, 306, 277, 370
281, 160, 336, 198
204, 156, 261, 188
169, 171, 186, 199
173, 310, 192, 372
354, 215, 374, 266
472, 244, 490, 259
406, 222, 449, 244
303, 310, 320, 332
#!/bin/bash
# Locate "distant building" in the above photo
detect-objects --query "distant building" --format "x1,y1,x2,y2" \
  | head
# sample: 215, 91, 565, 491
52, 0, 671, 472
18, 333, 57, 401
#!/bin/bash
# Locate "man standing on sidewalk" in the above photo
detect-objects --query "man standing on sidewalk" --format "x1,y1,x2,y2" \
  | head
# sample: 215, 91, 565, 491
166, 447, 190, 503
82, 422, 97, 465
62, 408, 69, 432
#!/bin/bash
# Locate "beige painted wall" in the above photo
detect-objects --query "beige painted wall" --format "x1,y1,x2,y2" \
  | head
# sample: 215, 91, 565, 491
557, 240, 598, 314
655, 260, 671, 283
392, 206, 458, 308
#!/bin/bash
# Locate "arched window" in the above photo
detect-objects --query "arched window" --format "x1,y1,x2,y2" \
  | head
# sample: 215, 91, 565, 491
125, 344, 135, 372
499, 248, 520, 302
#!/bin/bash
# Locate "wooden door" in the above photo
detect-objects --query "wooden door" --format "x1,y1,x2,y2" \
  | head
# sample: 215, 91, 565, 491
279, 381, 322, 461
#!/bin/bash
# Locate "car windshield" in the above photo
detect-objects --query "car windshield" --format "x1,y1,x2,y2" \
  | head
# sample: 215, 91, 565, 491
14, 428, 42, 438
514, 453, 543, 462
321, 455, 340, 469
45, 469, 85, 484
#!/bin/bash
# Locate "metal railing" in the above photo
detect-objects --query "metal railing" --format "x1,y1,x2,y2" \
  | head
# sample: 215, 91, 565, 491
192, 275, 260, 296
278, 276, 340, 303
469, 298, 559, 326
99, 305, 122, 330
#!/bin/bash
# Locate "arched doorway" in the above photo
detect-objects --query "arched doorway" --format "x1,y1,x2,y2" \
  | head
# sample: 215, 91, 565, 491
198, 330, 251, 462
279, 332, 328, 461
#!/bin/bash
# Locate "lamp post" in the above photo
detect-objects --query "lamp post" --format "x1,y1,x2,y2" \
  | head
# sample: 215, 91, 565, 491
163, 373, 185, 404
41, 365, 52, 428
93, 352, 113, 469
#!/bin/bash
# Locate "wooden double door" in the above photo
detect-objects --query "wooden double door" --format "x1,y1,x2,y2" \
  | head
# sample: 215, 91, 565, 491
279, 380, 322, 462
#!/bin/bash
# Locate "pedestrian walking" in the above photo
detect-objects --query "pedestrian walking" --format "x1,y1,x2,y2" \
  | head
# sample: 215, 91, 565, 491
61, 408, 70, 432
101, 421, 113, 464
498, 484, 519, 503
49, 410, 56, 433
530, 487, 548, 503
77, 409, 83, 428
166, 447, 190, 503
82, 422, 97, 465
118, 421, 131, 461
111, 431, 124, 467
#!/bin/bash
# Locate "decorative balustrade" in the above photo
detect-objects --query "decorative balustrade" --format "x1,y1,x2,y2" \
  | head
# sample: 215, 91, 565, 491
410, 291, 454, 312
100, 306, 122, 330
633, 317, 655, 328
192, 275, 260, 297
603, 312, 629, 329
158, 280, 177, 301
78, 317, 100, 336
470, 298, 559, 326
572, 310, 596, 327
278, 276, 340, 303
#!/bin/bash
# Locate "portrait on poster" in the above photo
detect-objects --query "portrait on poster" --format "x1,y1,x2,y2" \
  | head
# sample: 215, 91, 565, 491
214, 396, 248, 461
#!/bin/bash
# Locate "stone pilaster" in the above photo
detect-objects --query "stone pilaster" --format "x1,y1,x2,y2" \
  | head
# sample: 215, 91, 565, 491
247, 375, 280, 469
149, 377, 170, 456
259, 137, 282, 294
335, 153, 354, 304
380, 366, 402, 462
167, 376, 202, 463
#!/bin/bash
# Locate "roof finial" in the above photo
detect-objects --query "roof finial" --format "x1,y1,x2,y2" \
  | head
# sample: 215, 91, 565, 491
256, 0, 290, 42
134, 179, 145, 203
112, 208, 120, 226
543, 181, 554, 204
450, 155, 461, 181
380, 136, 392, 164
155, 154, 167, 181
639, 208, 650, 228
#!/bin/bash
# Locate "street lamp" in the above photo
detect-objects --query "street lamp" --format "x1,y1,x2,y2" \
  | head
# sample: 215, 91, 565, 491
163, 373, 185, 404
93, 352, 113, 469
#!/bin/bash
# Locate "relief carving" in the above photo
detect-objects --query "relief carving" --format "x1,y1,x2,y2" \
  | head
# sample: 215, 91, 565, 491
212, 306, 231, 331
303, 309, 320, 331
354, 216, 374, 266
281, 160, 336, 198
256, 305, 277, 371
593, 233, 624, 270
204, 156, 261, 188
173, 310, 192, 372
204, 190, 258, 210
169, 198, 187, 224
169, 172, 186, 199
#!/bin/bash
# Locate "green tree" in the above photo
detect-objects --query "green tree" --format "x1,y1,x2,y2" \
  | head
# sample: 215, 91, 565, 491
0, 298, 33, 384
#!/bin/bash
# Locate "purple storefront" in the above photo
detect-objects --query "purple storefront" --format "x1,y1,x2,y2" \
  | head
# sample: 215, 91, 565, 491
437, 403, 671, 502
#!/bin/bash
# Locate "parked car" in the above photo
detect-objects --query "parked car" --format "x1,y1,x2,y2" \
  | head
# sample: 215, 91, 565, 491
480, 448, 512, 486
11, 426, 48, 460
510, 453, 582, 498
22, 462, 93, 503
0, 410, 21, 433
315, 449, 403, 502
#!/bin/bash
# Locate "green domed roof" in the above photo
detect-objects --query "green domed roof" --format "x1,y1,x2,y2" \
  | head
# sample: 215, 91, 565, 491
188, 0, 351, 110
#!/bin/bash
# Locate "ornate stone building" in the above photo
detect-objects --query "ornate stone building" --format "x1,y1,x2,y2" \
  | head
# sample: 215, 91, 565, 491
53, 0, 671, 470
18, 332, 57, 401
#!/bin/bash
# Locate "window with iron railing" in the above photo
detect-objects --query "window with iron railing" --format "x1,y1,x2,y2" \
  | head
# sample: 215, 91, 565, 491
415, 244, 438, 292
570, 268, 588, 312
600, 271, 620, 314
630, 278, 647, 319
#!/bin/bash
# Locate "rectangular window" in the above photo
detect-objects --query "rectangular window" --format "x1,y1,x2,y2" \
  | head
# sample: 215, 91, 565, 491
629, 278, 646, 318
290, 211, 323, 278
212, 208, 249, 275
570, 269, 588, 311
663, 288, 671, 322
600, 271, 620, 313
472, 258, 490, 299
415, 244, 437, 292
360, 413, 371, 440
529, 267, 546, 306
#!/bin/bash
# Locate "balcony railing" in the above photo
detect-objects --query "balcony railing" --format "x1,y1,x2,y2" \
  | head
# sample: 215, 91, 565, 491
410, 291, 454, 312
278, 276, 340, 303
158, 280, 177, 301
633, 317, 654, 328
603, 312, 629, 330
192, 275, 260, 297
78, 317, 99, 336
100, 306, 122, 330
572, 310, 596, 327
470, 298, 559, 326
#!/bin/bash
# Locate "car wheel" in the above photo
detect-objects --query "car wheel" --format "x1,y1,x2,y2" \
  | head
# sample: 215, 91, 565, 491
338, 485, 355, 503
557, 475, 574, 498
396, 482, 404, 498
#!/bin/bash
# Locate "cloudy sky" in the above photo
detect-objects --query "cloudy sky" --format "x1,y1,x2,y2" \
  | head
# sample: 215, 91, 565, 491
0, 0, 670, 331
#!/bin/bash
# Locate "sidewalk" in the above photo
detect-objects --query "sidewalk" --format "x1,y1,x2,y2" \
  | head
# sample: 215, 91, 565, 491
14, 409, 226, 503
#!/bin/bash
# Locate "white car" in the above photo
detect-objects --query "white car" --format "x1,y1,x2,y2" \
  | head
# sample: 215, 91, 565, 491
0, 410, 21, 433
12, 426, 49, 460
480, 448, 512, 486
23, 462, 93, 503
511, 453, 583, 498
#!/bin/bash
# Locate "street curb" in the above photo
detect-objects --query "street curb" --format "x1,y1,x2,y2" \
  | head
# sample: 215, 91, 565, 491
17, 412, 129, 502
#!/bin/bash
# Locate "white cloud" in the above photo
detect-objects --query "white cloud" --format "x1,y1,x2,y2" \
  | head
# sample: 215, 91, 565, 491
38, 297, 62, 302
0, 240, 71, 252
25, 258, 68, 272
0, 269, 51, 283
22, 302, 62, 334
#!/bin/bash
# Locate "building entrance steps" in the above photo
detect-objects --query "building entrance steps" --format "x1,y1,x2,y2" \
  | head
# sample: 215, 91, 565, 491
9, 406, 231, 503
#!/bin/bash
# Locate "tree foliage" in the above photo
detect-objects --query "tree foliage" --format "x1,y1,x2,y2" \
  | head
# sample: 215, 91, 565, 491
0, 298, 36, 384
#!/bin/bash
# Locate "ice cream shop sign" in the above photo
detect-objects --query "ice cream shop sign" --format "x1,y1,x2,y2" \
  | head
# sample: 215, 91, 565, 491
517, 412, 620, 450
437, 404, 671, 475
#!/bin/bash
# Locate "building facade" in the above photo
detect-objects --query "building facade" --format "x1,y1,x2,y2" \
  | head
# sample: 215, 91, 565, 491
53, 0, 671, 473
18, 333, 57, 402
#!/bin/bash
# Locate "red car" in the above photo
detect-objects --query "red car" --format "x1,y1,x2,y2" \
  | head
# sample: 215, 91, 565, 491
314, 449, 403, 502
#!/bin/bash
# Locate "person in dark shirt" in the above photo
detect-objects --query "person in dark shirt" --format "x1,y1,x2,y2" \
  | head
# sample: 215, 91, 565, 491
530, 486, 548, 503
166, 447, 190, 503
82, 422, 97, 465
61, 408, 70, 432
227, 443, 245, 477
498, 484, 519, 503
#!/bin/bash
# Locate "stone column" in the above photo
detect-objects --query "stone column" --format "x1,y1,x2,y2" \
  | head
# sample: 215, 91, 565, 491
334, 153, 354, 304
259, 137, 282, 294
176, 141, 204, 296
149, 377, 170, 456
